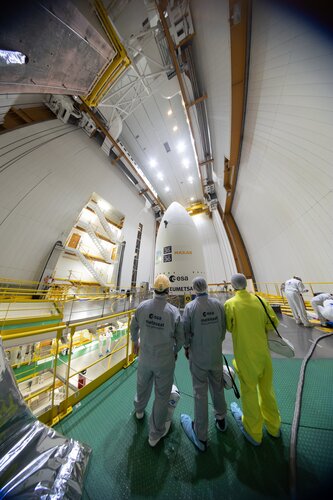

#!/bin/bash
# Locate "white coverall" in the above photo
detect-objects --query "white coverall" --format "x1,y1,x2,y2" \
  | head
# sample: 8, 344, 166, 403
105, 331, 112, 352
318, 298, 333, 323
284, 278, 311, 326
130, 294, 184, 441
98, 334, 104, 356
224, 290, 281, 444
182, 293, 227, 442
311, 294, 332, 324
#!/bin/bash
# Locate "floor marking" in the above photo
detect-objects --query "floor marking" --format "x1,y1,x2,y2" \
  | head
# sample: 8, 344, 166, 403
308, 339, 323, 348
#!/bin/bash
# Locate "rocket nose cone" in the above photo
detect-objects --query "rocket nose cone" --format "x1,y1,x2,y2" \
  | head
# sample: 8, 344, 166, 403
163, 201, 193, 225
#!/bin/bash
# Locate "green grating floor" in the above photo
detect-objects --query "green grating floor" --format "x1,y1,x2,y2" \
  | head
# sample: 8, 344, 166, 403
55, 352, 333, 499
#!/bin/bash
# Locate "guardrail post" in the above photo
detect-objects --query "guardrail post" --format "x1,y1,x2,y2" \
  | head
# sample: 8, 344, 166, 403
51, 330, 62, 423
124, 311, 132, 368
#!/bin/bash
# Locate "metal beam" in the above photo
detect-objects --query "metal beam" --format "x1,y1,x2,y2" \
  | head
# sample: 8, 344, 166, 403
80, 101, 165, 212
225, 0, 251, 213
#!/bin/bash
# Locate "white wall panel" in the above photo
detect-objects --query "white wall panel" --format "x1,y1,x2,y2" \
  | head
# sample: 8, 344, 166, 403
0, 120, 156, 285
192, 212, 236, 284
212, 211, 237, 280
233, 0, 333, 284
190, 0, 231, 207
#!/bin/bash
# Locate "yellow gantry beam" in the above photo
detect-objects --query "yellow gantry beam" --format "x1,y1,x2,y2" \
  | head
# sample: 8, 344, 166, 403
83, 0, 131, 107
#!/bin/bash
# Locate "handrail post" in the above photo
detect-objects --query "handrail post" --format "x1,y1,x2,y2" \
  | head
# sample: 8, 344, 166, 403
51, 330, 62, 420
64, 326, 75, 412
124, 311, 132, 367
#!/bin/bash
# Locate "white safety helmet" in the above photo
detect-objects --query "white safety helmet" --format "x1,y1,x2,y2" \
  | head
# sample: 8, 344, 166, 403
223, 365, 235, 390
153, 274, 170, 293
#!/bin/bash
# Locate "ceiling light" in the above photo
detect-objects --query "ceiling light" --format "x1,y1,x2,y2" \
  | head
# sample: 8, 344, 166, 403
188, 176, 194, 183
177, 141, 185, 153
173, 125, 178, 132
157, 172, 164, 180
149, 159, 157, 167
182, 158, 189, 168
0, 49, 28, 65
165, 186, 170, 192
190, 197, 195, 201
167, 109, 172, 116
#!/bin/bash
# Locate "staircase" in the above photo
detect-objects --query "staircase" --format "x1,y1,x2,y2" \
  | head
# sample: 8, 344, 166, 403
66, 248, 107, 287
79, 221, 111, 263
88, 202, 119, 243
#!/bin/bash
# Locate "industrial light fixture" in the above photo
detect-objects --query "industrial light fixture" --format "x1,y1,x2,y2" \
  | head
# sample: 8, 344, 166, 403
190, 197, 195, 201
149, 159, 157, 167
188, 176, 193, 183
173, 125, 178, 132
167, 109, 173, 116
157, 172, 164, 180
177, 141, 185, 153
182, 158, 189, 168
165, 186, 170, 192
0, 49, 28, 65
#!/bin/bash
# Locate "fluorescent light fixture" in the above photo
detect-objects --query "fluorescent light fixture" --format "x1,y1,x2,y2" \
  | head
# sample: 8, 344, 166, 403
167, 109, 173, 116
149, 159, 157, 168
177, 141, 185, 153
173, 125, 178, 132
182, 158, 189, 168
0, 49, 28, 65
188, 176, 194, 183
157, 172, 164, 180
165, 186, 170, 192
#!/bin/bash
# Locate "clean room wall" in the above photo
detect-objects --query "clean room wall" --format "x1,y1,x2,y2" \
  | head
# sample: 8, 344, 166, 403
192, 212, 236, 283
190, 0, 231, 207
0, 119, 156, 286
232, 0, 333, 284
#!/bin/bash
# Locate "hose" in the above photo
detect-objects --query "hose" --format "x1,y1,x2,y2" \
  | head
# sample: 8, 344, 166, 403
289, 331, 333, 499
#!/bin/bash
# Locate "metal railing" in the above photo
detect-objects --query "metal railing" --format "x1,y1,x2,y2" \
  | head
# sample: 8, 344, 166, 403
1, 309, 136, 426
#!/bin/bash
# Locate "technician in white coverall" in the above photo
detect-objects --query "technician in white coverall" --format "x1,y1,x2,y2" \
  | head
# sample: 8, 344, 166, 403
284, 276, 313, 327
318, 297, 333, 324
130, 274, 184, 447
311, 293, 333, 326
180, 277, 227, 452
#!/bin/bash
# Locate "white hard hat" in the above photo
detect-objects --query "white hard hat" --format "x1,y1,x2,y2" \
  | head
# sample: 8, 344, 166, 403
153, 274, 170, 292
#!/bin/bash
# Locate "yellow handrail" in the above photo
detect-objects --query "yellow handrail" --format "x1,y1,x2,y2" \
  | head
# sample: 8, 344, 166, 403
1, 308, 136, 426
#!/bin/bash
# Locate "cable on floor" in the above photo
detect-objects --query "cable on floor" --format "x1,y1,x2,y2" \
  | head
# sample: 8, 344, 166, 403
289, 332, 333, 499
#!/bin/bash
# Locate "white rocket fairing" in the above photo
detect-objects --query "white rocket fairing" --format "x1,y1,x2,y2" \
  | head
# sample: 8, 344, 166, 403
155, 202, 206, 295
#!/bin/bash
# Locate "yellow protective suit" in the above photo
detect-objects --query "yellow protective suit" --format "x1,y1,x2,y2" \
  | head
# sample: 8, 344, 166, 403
224, 290, 281, 443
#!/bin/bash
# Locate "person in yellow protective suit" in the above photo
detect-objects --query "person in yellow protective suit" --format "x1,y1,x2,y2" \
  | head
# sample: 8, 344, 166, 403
224, 273, 281, 446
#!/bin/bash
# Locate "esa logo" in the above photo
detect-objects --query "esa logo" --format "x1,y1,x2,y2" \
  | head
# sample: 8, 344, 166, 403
203, 311, 214, 317
169, 275, 188, 283
149, 313, 162, 320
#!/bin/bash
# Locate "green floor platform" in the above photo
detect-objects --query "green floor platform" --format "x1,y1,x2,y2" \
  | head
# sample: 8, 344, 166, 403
55, 352, 333, 499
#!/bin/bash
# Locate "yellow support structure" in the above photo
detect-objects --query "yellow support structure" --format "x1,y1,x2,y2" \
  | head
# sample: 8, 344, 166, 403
83, 0, 131, 107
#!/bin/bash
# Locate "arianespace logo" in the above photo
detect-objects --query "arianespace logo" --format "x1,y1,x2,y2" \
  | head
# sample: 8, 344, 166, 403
170, 275, 188, 282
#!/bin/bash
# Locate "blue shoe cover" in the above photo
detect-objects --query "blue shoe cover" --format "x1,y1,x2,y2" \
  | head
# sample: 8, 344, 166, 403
230, 402, 261, 446
180, 414, 206, 451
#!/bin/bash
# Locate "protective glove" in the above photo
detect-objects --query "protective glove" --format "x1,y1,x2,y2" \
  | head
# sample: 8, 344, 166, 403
133, 341, 140, 356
